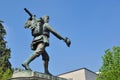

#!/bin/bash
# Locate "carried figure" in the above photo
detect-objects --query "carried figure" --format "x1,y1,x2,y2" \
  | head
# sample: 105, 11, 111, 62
22, 8, 71, 75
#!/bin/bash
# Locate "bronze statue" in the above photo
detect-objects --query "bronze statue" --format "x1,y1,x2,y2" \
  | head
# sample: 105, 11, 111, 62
22, 8, 71, 75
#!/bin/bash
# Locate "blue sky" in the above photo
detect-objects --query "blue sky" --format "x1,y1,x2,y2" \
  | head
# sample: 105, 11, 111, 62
0, 0, 120, 75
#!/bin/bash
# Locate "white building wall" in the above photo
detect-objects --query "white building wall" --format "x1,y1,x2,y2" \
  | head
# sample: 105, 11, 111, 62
58, 68, 97, 80
58, 69, 86, 80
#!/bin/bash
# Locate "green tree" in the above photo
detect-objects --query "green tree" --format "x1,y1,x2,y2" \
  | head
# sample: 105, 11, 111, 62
0, 22, 13, 80
97, 46, 120, 80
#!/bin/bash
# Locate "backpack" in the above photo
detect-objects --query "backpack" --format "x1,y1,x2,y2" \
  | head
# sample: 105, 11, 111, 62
31, 21, 43, 37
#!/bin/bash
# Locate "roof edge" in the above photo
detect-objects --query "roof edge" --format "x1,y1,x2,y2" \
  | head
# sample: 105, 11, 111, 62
57, 67, 97, 76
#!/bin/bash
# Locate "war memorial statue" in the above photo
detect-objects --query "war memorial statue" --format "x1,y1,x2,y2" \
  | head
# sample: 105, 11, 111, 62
22, 8, 71, 75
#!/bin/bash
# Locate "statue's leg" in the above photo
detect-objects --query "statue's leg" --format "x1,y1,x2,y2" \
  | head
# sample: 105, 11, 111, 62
42, 50, 52, 75
22, 52, 40, 70
22, 43, 45, 70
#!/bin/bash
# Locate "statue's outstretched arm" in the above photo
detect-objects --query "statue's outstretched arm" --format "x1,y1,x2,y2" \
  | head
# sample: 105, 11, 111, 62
45, 23, 64, 40
45, 23, 71, 47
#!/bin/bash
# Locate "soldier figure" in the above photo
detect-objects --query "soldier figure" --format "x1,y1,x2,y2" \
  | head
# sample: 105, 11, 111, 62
22, 8, 71, 75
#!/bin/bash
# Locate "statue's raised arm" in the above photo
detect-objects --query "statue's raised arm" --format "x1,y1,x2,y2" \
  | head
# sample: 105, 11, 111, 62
24, 8, 38, 29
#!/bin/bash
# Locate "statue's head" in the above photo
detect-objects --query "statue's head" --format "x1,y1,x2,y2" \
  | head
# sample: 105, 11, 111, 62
41, 15, 49, 23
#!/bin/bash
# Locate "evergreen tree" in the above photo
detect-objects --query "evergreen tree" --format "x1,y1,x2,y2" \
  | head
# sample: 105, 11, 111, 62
97, 46, 120, 80
0, 22, 13, 80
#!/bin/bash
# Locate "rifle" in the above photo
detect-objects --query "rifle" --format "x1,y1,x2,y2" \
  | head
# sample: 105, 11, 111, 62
24, 8, 35, 20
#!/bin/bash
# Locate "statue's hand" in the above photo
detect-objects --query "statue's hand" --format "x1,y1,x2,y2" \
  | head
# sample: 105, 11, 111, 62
64, 37, 71, 47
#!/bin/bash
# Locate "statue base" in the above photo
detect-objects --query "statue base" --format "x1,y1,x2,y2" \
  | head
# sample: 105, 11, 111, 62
10, 70, 67, 80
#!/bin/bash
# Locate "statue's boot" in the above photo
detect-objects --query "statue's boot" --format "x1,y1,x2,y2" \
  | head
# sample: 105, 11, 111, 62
44, 61, 52, 76
22, 53, 39, 70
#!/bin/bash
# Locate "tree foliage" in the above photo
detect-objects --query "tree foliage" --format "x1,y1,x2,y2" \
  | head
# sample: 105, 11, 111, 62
97, 46, 120, 80
0, 22, 13, 80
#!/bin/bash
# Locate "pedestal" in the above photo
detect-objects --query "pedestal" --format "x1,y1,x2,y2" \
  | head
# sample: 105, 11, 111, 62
10, 70, 67, 80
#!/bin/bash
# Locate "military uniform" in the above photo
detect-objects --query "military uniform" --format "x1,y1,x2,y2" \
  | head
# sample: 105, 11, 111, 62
31, 22, 64, 61
31, 23, 64, 49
